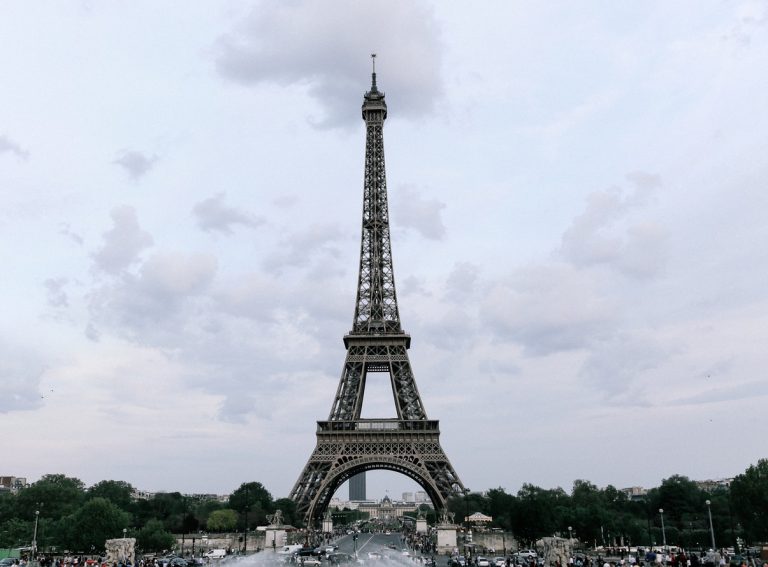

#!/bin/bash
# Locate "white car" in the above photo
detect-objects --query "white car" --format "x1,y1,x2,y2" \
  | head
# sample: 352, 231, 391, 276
477, 558, 491, 567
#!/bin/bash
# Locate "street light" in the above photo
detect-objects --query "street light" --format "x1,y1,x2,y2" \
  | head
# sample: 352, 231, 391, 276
32, 510, 40, 556
658, 509, 667, 550
705, 500, 716, 551
123, 528, 127, 539
568, 526, 573, 547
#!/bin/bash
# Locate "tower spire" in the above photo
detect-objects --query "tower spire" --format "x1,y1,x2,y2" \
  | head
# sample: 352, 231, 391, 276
355, 56, 395, 334
370, 53, 378, 92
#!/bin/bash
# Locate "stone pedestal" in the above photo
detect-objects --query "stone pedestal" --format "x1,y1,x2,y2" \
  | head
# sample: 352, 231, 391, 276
265, 529, 287, 550
436, 526, 457, 554
540, 537, 570, 567
416, 518, 428, 534
105, 538, 135, 566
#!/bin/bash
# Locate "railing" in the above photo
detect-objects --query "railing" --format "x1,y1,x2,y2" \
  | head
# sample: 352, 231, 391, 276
317, 420, 439, 432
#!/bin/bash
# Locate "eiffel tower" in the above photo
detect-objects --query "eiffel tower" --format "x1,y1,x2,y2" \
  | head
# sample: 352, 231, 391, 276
290, 57, 465, 525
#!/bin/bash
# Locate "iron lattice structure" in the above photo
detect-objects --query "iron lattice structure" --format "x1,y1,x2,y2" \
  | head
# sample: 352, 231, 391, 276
290, 66, 465, 526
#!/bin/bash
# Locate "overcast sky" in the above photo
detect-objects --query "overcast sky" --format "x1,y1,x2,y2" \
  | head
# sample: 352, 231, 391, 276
2, 1, 767, 502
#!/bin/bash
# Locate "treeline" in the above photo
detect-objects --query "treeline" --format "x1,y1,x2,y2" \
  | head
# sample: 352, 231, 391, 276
0, 477, 298, 554
446, 460, 768, 550
2, 460, 766, 554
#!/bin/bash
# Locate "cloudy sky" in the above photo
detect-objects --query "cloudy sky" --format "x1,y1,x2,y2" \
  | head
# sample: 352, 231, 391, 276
2, 1, 767, 501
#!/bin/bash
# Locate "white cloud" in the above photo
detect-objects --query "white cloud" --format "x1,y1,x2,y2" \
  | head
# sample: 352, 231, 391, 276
263, 223, 345, 272
444, 262, 479, 300
0, 134, 29, 160
480, 263, 617, 356
215, 0, 443, 128
113, 150, 158, 180
44, 277, 69, 308
393, 185, 446, 240
0, 343, 44, 413
88, 251, 217, 340
192, 193, 265, 234
560, 173, 667, 278
58, 222, 84, 245
92, 206, 154, 275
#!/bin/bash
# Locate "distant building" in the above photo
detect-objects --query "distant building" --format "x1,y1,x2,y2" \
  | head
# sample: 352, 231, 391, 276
357, 495, 426, 520
131, 488, 229, 502
620, 486, 648, 501
186, 493, 230, 503
328, 495, 432, 520
402, 492, 414, 502
0, 476, 28, 494
349, 472, 366, 501
696, 478, 733, 492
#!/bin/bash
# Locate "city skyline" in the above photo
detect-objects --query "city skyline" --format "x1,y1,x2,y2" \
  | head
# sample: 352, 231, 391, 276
1, 2, 767, 500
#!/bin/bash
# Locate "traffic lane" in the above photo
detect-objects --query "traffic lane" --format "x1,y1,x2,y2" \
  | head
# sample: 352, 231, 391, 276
335, 532, 408, 557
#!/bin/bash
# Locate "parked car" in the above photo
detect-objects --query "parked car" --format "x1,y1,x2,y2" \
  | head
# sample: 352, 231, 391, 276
0, 559, 16, 567
493, 557, 506, 567
157, 556, 180, 567
327, 553, 357, 566
477, 557, 491, 567
168, 559, 188, 567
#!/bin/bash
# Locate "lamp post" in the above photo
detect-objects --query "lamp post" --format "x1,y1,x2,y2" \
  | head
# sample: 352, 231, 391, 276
705, 500, 716, 551
463, 488, 470, 528
32, 510, 40, 556
243, 484, 249, 556
463, 488, 471, 560
658, 509, 666, 550
568, 526, 573, 548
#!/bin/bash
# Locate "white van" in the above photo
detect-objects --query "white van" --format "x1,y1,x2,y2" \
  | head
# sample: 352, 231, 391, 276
204, 549, 227, 560
277, 545, 304, 556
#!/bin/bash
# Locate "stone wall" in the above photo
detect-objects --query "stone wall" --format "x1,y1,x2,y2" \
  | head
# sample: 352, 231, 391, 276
175, 532, 267, 555
470, 532, 516, 555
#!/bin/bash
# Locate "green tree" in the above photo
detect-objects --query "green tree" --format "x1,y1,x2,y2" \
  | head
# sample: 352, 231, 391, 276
206, 509, 238, 532
137, 519, 176, 553
192, 499, 225, 531
143, 492, 188, 533
65, 497, 130, 553
87, 480, 134, 511
730, 459, 768, 544
512, 484, 569, 545
17, 474, 85, 519
569, 480, 606, 547
0, 517, 31, 548
229, 482, 273, 527
486, 488, 516, 531
654, 475, 705, 523
0, 492, 18, 524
